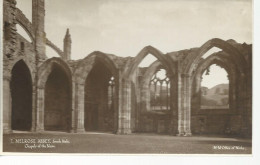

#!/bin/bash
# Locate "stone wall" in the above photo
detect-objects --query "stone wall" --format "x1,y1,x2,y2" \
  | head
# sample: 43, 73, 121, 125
191, 110, 242, 135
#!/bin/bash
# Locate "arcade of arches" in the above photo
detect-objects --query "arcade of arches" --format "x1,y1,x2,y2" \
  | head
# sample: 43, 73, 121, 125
3, 0, 252, 137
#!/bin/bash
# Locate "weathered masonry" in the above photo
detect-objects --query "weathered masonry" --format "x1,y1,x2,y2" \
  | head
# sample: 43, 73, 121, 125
3, 0, 252, 137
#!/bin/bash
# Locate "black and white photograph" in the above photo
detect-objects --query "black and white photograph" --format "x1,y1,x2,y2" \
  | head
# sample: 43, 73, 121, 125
1, 0, 257, 161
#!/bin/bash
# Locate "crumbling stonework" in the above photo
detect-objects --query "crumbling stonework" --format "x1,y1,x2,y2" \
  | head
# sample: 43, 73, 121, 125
2, 0, 252, 137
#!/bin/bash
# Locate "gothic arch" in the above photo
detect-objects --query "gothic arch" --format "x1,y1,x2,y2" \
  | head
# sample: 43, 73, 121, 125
36, 57, 72, 131
191, 53, 235, 99
184, 38, 246, 75
8, 57, 35, 83
190, 52, 243, 134
73, 51, 119, 133
74, 51, 118, 84
10, 59, 33, 130
124, 46, 175, 81
38, 57, 72, 88
192, 53, 233, 83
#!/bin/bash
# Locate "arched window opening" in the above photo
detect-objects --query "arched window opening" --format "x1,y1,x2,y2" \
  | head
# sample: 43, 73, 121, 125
10, 60, 32, 131
200, 64, 229, 109
20, 42, 25, 52
16, 24, 32, 43
202, 47, 222, 59
149, 69, 170, 111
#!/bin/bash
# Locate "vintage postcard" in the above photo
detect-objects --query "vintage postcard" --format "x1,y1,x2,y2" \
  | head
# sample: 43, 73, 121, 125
1, 0, 253, 156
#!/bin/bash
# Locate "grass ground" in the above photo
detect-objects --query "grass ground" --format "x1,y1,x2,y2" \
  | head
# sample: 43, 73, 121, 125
2, 132, 251, 154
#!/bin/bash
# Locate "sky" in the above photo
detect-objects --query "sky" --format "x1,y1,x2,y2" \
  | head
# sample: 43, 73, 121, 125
16, 0, 252, 88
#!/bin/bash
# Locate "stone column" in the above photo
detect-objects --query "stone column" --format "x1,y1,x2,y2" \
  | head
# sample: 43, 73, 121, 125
36, 87, 44, 132
228, 70, 236, 114
70, 81, 76, 132
239, 73, 250, 137
117, 79, 131, 134
113, 81, 119, 133
75, 83, 85, 133
32, 0, 46, 59
178, 73, 192, 136
184, 74, 192, 136
31, 84, 37, 132
169, 74, 178, 135
3, 75, 12, 134
177, 73, 185, 136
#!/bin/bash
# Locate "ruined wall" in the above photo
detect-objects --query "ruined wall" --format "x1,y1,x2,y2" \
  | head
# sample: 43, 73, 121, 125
2, 0, 252, 137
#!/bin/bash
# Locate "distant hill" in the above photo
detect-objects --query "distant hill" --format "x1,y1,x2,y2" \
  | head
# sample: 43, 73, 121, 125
201, 84, 229, 107
206, 84, 229, 95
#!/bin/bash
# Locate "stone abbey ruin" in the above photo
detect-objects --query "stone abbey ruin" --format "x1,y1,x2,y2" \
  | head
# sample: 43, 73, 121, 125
3, 0, 252, 137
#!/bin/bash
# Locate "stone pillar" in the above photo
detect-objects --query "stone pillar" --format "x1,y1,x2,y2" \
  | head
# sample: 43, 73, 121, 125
113, 81, 119, 133
75, 83, 85, 133
239, 73, 250, 137
169, 74, 178, 135
31, 84, 37, 131
70, 81, 76, 132
177, 73, 185, 136
36, 87, 44, 132
178, 73, 192, 136
117, 79, 131, 134
183, 74, 192, 136
228, 69, 236, 114
3, 75, 12, 133
32, 0, 46, 59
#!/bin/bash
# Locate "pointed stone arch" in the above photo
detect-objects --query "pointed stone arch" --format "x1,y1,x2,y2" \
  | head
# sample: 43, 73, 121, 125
178, 38, 248, 136
141, 61, 162, 89
36, 57, 72, 131
190, 52, 244, 135
38, 57, 72, 88
184, 38, 246, 75
191, 53, 234, 108
124, 46, 175, 81
7, 57, 35, 82
10, 59, 33, 131
74, 51, 118, 84
73, 51, 119, 133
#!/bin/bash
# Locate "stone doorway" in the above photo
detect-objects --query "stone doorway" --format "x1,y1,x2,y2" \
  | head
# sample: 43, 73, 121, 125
10, 60, 32, 131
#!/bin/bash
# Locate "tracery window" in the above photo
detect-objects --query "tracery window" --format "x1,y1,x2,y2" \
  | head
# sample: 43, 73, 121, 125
149, 69, 170, 111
